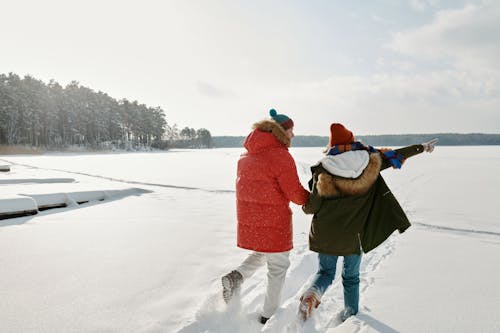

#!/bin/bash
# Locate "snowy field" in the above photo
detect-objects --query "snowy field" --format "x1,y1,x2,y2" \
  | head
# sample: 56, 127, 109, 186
0, 147, 499, 333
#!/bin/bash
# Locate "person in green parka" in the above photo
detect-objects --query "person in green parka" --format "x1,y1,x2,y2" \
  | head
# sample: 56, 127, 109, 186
298, 123, 438, 322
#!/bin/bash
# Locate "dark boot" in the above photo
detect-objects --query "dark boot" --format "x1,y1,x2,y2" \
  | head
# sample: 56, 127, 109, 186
221, 270, 243, 303
340, 307, 356, 322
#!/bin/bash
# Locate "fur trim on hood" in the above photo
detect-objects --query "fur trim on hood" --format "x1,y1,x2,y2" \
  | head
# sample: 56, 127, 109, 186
316, 153, 382, 197
253, 119, 291, 147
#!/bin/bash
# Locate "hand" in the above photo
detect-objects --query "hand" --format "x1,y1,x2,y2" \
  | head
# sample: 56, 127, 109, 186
422, 138, 438, 153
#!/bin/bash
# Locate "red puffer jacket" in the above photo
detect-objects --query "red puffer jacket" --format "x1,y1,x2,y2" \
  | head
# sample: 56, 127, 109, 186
236, 120, 309, 252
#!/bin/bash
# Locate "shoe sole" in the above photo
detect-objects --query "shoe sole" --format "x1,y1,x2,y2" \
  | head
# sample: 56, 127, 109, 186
298, 305, 309, 321
221, 276, 232, 303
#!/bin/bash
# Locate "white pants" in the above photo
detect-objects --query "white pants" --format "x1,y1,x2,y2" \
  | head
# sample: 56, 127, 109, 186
236, 251, 291, 318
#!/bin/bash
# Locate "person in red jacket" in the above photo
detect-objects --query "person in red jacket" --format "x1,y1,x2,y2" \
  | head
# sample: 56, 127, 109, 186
222, 109, 310, 324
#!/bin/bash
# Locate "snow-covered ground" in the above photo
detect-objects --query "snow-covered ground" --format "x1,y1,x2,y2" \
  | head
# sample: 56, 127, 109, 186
0, 147, 499, 333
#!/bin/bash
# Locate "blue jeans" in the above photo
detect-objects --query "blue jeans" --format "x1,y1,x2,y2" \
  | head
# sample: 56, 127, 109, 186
309, 253, 361, 314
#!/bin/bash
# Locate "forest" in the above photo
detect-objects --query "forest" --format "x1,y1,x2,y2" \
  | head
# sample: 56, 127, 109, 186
213, 133, 500, 148
0, 73, 212, 150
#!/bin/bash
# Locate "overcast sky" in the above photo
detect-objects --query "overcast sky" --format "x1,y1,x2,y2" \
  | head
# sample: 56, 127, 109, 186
1, 0, 499, 136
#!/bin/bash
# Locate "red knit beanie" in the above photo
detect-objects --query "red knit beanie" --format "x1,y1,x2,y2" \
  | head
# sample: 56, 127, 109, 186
329, 123, 354, 146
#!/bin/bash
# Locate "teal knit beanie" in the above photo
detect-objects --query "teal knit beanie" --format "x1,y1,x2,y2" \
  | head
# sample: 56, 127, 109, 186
269, 109, 294, 130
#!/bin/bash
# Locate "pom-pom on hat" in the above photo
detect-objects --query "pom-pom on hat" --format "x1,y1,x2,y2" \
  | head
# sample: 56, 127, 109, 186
329, 123, 355, 146
269, 109, 294, 130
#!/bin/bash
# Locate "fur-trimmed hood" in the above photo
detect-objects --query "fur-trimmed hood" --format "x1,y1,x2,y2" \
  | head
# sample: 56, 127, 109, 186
316, 153, 382, 197
319, 150, 370, 178
251, 119, 291, 147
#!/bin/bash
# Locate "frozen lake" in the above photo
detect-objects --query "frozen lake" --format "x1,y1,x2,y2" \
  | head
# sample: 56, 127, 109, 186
0, 146, 499, 332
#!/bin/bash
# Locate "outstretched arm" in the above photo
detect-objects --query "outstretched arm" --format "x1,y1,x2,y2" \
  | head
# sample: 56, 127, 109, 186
380, 138, 438, 171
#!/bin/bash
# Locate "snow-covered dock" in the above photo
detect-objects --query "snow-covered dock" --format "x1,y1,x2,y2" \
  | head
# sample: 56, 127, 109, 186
0, 164, 11, 172
0, 189, 148, 220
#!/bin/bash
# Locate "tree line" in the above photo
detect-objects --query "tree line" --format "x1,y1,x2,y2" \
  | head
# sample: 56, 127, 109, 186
212, 133, 500, 147
0, 73, 212, 150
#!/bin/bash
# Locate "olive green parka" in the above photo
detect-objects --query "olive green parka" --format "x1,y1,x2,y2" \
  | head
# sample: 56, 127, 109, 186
303, 145, 424, 255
